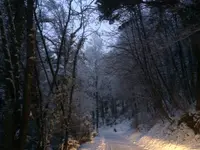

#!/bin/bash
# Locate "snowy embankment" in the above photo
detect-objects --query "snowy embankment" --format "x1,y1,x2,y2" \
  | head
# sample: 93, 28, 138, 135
129, 120, 200, 150
79, 117, 200, 150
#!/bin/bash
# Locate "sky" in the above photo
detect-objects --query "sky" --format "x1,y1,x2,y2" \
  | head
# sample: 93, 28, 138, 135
77, 0, 120, 53
40, 0, 120, 54
86, 20, 119, 53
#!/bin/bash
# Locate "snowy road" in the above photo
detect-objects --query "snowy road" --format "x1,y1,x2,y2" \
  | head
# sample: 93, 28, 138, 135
79, 130, 144, 150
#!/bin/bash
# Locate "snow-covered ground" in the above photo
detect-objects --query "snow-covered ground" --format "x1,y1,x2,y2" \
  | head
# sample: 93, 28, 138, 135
79, 133, 144, 150
79, 119, 200, 150
130, 120, 200, 150
79, 120, 144, 150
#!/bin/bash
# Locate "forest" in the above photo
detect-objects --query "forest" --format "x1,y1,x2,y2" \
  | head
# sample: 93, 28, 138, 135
0, 0, 200, 150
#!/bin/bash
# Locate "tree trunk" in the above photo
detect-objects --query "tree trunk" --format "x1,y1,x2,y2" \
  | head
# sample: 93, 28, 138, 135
95, 61, 99, 132
65, 38, 84, 142
19, 0, 35, 149
100, 99, 105, 125
191, 32, 200, 111
0, 8, 17, 150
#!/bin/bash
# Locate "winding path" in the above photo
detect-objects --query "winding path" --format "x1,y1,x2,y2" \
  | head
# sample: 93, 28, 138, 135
79, 129, 144, 150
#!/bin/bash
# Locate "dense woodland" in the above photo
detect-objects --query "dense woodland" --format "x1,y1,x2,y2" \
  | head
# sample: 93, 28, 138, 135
0, 0, 200, 149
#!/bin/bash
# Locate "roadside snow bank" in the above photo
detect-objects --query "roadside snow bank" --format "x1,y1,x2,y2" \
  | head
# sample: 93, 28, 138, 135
131, 121, 200, 150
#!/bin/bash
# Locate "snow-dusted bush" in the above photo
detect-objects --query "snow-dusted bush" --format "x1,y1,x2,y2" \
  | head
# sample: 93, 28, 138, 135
59, 139, 80, 150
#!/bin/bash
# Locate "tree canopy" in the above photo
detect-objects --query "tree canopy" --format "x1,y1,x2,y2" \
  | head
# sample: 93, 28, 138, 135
96, 0, 195, 23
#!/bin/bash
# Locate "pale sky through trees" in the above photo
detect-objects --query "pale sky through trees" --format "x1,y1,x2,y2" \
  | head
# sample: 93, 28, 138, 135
43, 0, 118, 54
